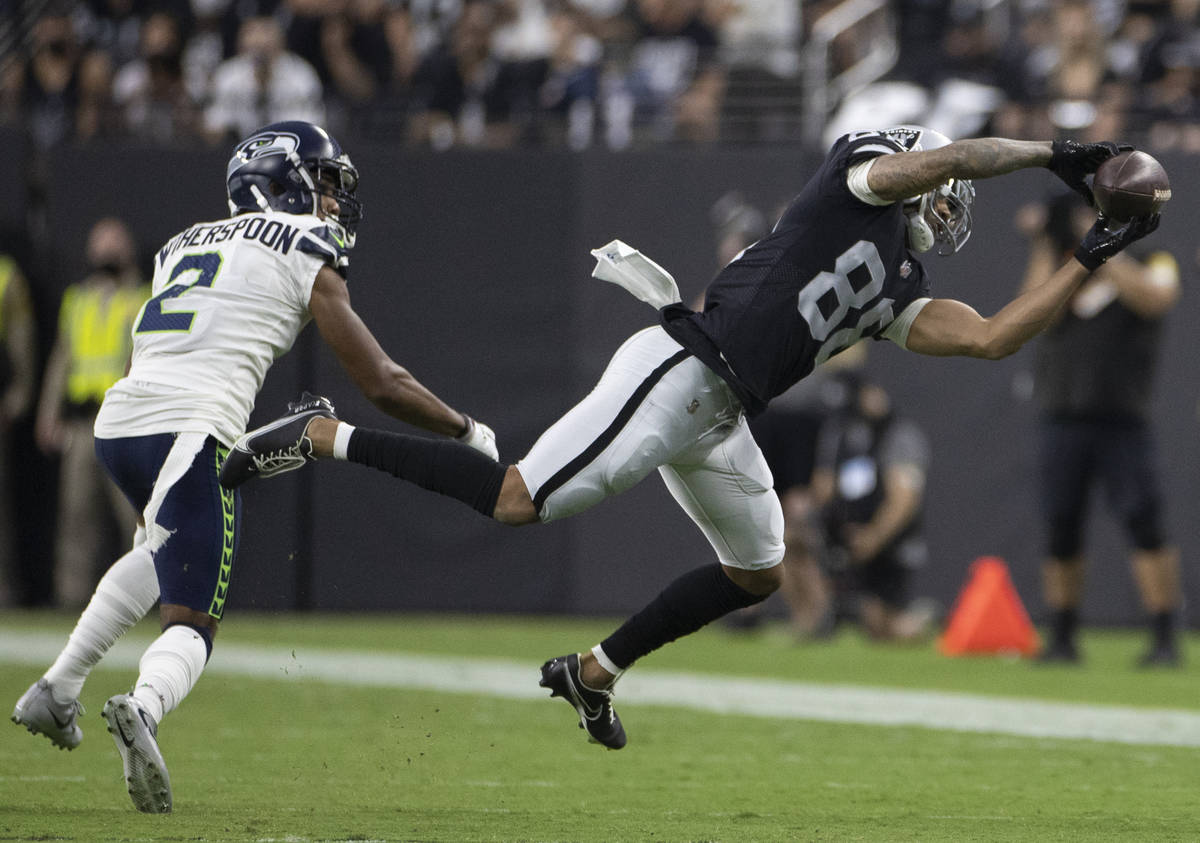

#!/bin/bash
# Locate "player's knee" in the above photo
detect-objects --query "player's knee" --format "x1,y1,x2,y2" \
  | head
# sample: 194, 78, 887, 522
1126, 505, 1165, 551
724, 563, 783, 597
492, 467, 540, 526
160, 604, 218, 640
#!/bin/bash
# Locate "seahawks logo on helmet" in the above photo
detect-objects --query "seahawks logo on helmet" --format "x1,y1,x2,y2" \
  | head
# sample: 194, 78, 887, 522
235, 132, 301, 162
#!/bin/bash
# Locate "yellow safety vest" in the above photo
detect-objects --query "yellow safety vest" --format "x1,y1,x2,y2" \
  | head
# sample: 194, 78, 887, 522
61, 279, 151, 406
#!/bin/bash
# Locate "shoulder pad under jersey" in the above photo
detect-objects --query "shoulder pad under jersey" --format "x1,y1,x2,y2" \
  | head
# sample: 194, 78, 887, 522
297, 224, 351, 274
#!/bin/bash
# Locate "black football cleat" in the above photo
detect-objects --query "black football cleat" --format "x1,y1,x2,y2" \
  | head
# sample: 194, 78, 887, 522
1137, 642, 1182, 668
1036, 639, 1082, 665
539, 654, 626, 750
220, 392, 336, 489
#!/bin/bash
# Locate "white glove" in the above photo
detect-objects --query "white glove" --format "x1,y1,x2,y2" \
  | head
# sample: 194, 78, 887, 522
457, 415, 499, 461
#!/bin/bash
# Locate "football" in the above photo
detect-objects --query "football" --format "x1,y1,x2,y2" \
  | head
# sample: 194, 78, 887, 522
1093, 150, 1171, 221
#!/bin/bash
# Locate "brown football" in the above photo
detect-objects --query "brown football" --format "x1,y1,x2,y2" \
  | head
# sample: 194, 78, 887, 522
1093, 150, 1171, 221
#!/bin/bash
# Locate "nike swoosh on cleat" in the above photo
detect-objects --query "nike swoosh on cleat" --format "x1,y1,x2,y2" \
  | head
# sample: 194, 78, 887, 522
49, 709, 72, 730
565, 674, 603, 719
114, 714, 136, 748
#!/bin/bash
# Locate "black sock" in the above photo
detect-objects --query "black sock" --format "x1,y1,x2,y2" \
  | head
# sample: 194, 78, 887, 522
346, 427, 508, 517
600, 564, 768, 670
1151, 611, 1175, 648
1052, 607, 1078, 645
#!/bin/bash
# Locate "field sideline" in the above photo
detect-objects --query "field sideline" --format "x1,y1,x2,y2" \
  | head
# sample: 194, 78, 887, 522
4, 630, 1199, 747
2, 611, 1197, 842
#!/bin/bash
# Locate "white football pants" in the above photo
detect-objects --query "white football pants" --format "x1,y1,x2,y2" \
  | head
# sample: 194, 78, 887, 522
517, 326, 785, 571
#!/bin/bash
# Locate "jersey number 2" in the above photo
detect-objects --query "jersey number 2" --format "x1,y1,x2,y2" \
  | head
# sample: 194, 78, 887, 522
796, 240, 894, 365
136, 252, 222, 334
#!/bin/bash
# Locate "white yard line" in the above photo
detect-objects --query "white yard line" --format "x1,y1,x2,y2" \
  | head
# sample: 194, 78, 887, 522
3, 631, 1198, 747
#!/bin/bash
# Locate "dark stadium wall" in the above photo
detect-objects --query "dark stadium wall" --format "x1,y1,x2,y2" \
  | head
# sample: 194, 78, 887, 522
38, 144, 1198, 627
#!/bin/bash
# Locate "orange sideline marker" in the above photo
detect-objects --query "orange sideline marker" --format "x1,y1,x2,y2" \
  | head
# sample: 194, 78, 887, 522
938, 556, 1039, 657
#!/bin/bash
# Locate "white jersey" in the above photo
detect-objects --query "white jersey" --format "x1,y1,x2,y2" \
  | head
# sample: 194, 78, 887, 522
94, 210, 348, 447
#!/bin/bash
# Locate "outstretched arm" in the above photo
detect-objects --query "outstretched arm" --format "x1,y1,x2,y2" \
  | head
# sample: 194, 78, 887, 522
309, 265, 471, 437
867, 138, 1052, 203
905, 214, 1161, 358
867, 137, 1124, 205
904, 259, 1088, 359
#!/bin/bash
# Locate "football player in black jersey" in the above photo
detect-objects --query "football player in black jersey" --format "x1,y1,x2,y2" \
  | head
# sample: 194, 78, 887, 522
223, 127, 1162, 750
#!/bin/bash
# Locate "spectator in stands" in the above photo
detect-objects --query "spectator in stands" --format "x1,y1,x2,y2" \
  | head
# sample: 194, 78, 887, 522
325, 1, 395, 102
538, 1, 602, 149
1136, 3, 1200, 151
282, 0, 340, 85
75, 39, 117, 140
0, 254, 37, 607
35, 218, 145, 608
493, 0, 554, 65
314, 0, 405, 135
181, 0, 230, 107
76, 0, 160, 70
409, 0, 525, 149
352, 4, 425, 140
204, 16, 325, 145
621, 0, 724, 143
113, 12, 200, 142
708, 0, 802, 144
995, 0, 1127, 142
17, 12, 92, 146
1016, 192, 1184, 667
710, 0, 800, 76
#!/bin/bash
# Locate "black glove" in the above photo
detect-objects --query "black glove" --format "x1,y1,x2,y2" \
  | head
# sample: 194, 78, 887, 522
1047, 140, 1132, 206
1074, 214, 1161, 271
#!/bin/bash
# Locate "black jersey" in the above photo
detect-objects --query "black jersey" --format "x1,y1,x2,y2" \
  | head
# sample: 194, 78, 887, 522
660, 130, 933, 416
1034, 296, 1165, 423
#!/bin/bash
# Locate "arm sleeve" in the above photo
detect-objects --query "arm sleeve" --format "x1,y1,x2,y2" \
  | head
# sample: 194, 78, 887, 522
845, 159, 894, 207
880, 297, 932, 349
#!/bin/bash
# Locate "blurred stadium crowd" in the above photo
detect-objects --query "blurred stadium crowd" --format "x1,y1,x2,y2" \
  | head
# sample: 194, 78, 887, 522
4, 0, 1200, 152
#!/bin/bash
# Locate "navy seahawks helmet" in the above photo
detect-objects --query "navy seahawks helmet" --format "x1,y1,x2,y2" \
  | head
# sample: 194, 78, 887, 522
226, 121, 362, 247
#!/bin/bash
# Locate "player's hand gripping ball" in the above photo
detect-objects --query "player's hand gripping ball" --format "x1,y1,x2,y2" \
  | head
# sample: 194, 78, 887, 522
1093, 151, 1171, 221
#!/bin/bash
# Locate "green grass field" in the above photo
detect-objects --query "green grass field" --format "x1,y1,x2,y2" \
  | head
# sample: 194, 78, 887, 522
2, 610, 1198, 842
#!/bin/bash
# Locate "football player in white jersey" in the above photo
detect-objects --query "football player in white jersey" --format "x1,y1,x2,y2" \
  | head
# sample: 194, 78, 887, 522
222, 129, 1161, 751
11, 121, 498, 813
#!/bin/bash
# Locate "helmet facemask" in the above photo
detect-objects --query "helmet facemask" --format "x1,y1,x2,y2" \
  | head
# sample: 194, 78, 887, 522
304, 155, 362, 248
891, 125, 975, 256
906, 177, 974, 255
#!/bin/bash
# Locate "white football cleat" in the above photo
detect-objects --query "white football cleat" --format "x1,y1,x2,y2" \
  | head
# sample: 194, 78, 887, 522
11, 678, 84, 750
102, 694, 172, 814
